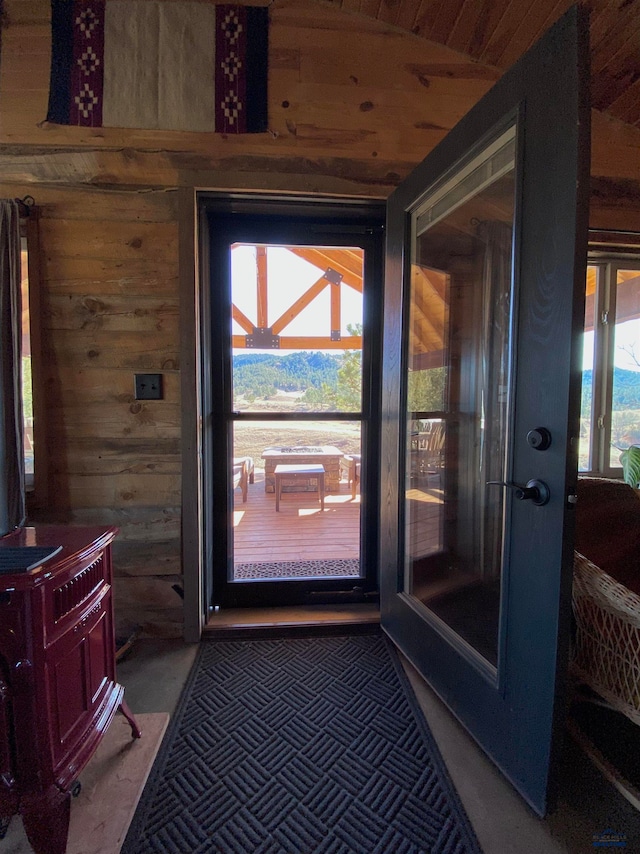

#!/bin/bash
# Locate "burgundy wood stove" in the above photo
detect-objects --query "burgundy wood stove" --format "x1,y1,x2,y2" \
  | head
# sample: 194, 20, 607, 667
0, 525, 140, 854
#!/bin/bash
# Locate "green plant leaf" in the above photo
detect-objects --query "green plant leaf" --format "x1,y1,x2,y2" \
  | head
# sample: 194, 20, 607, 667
620, 446, 640, 487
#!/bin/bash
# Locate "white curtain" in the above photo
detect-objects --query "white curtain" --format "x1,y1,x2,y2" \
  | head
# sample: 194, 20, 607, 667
0, 200, 26, 534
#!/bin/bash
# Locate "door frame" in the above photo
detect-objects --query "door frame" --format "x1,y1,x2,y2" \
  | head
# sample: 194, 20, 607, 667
183, 194, 385, 632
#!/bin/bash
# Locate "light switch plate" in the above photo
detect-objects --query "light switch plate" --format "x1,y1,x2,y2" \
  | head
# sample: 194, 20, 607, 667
134, 373, 163, 400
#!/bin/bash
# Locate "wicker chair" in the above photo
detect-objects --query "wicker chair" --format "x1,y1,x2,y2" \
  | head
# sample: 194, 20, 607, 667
572, 552, 640, 725
571, 478, 640, 726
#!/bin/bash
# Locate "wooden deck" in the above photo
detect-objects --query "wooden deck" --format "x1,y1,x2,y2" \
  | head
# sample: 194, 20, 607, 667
232, 470, 444, 582
233, 470, 361, 568
406, 482, 444, 558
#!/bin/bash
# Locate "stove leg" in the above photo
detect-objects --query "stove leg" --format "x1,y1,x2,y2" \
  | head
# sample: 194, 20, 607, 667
22, 787, 70, 854
119, 697, 142, 738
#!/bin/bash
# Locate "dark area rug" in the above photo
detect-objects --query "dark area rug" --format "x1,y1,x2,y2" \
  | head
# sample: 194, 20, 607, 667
122, 633, 482, 854
234, 558, 360, 579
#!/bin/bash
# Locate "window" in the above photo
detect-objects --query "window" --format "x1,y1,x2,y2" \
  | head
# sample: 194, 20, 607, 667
580, 258, 640, 476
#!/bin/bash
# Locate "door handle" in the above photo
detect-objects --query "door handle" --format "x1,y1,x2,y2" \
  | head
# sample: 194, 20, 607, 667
487, 479, 550, 506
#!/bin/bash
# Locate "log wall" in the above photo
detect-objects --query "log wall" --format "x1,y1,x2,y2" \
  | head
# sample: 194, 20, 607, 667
1, 0, 639, 637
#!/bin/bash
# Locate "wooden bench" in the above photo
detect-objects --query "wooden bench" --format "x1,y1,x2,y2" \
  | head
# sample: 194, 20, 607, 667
274, 464, 325, 511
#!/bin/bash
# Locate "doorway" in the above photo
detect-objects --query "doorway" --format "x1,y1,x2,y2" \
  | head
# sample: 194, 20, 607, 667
200, 198, 385, 610
185, 5, 588, 822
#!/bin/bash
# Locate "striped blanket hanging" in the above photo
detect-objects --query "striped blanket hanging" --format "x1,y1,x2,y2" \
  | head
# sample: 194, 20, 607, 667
46, 1, 268, 134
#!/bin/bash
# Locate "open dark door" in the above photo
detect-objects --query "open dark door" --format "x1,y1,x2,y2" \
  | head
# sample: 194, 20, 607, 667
380, 7, 589, 816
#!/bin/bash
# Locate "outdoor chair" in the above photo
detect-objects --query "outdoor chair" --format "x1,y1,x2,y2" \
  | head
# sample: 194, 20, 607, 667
340, 454, 361, 499
418, 422, 445, 480
232, 457, 254, 503
234, 456, 255, 485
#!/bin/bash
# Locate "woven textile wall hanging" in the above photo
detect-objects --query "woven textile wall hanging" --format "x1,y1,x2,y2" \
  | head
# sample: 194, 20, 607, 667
47, 1, 268, 134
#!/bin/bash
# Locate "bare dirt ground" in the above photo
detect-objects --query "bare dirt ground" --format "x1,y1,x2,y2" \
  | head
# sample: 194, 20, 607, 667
233, 393, 361, 464
234, 423, 361, 467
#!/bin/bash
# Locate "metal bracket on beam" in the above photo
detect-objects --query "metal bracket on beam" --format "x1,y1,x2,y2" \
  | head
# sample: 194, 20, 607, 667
246, 327, 280, 349
324, 267, 343, 286
330, 330, 342, 341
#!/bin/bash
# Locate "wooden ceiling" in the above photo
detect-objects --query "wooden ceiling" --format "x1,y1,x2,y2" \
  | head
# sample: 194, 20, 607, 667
324, 0, 640, 128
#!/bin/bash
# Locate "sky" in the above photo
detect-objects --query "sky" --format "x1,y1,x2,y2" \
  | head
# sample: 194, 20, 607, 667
583, 318, 640, 373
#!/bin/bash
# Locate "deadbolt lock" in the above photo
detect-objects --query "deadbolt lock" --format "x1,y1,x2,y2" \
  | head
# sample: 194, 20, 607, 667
526, 427, 552, 451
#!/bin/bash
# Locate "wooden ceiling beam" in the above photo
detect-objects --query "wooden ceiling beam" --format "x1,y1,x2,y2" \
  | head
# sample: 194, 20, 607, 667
331, 279, 341, 334
0, 112, 639, 195
232, 334, 362, 350
290, 246, 363, 276
412, 270, 447, 325
0, 147, 412, 193
232, 305, 254, 334
287, 247, 364, 292
256, 246, 268, 329
410, 295, 444, 352
414, 266, 448, 305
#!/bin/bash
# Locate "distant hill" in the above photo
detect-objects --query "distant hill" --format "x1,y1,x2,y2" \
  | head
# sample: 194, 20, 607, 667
233, 351, 340, 399
582, 367, 640, 413
233, 357, 640, 414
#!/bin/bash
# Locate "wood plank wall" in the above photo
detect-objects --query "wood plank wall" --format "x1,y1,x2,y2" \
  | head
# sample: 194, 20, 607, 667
1, 181, 183, 637
1, 0, 639, 637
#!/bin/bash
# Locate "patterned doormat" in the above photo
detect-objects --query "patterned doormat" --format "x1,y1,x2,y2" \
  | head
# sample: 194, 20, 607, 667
234, 558, 360, 579
122, 634, 482, 854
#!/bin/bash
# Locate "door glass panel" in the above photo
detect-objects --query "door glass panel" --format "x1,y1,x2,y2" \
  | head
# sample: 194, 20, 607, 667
404, 125, 517, 668
232, 421, 361, 579
230, 242, 364, 583
231, 243, 363, 413
610, 268, 640, 467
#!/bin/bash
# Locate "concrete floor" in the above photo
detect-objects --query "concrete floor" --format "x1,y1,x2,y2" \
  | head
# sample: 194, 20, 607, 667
117, 637, 640, 854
